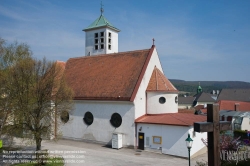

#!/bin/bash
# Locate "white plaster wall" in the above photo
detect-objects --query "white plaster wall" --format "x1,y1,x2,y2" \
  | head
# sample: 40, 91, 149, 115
105, 29, 118, 54
134, 48, 163, 119
59, 100, 135, 147
147, 92, 178, 114
85, 28, 118, 56
241, 117, 250, 130
136, 123, 207, 158
187, 128, 207, 157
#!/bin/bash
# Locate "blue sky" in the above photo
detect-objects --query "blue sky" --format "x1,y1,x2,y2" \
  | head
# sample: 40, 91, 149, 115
1, 0, 250, 82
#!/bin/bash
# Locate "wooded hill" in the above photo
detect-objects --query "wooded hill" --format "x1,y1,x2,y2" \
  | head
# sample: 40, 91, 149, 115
170, 79, 250, 94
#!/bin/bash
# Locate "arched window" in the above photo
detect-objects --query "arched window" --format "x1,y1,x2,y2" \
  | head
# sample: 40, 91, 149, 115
110, 113, 122, 128
83, 112, 94, 125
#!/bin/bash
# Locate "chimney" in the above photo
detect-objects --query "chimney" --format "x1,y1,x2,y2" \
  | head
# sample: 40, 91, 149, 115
235, 103, 240, 111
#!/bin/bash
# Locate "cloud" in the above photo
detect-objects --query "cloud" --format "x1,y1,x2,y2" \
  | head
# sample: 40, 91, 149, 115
0, 5, 34, 22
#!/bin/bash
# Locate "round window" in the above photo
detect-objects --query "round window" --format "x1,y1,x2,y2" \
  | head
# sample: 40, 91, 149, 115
83, 112, 94, 125
175, 96, 178, 103
159, 97, 166, 104
110, 113, 122, 128
61, 111, 69, 123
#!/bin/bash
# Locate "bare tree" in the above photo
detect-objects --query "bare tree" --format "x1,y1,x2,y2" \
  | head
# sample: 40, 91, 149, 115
0, 38, 32, 140
10, 58, 73, 150
0, 38, 73, 150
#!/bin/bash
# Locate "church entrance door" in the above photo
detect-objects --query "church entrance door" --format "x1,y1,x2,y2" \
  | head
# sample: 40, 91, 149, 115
138, 132, 144, 150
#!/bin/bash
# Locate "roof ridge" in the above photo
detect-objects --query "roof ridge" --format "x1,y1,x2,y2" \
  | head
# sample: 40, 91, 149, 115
68, 48, 151, 61
96, 15, 104, 26
158, 68, 177, 90
155, 66, 158, 90
156, 68, 169, 90
130, 45, 155, 101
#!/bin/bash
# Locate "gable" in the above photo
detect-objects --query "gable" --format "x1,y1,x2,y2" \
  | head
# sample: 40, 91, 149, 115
65, 48, 154, 101
146, 66, 178, 92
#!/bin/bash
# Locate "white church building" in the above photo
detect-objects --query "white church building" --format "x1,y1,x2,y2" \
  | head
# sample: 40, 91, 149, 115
59, 8, 207, 158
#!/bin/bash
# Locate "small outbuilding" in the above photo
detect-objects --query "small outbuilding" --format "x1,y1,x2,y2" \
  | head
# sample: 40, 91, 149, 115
220, 110, 250, 131
135, 113, 207, 158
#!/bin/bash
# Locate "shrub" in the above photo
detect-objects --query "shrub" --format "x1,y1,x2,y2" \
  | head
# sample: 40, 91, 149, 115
234, 130, 249, 140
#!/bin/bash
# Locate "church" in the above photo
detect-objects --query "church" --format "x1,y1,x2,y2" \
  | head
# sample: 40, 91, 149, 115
59, 7, 207, 158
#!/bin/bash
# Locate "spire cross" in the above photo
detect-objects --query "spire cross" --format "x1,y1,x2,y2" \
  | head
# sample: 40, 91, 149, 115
100, 1, 104, 14
152, 38, 155, 45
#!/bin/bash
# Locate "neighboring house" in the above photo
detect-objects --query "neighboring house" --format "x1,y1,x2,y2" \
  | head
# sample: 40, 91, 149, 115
219, 100, 250, 131
193, 105, 207, 115
178, 108, 195, 114
218, 100, 250, 122
220, 111, 250, 131
218, 100, 250, 111
193, 92, 216, 107
178, 96, 194, 109
195, 100, 250, 116
178, 85, 216, 109
217, 89, 250, 102
135, 113, 207, 158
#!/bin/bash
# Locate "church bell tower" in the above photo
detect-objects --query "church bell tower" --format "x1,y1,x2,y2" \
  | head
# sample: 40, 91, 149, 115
83, 4, 120, 56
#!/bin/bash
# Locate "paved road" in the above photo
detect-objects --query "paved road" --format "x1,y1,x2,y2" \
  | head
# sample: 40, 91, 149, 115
2, 138, 208, 166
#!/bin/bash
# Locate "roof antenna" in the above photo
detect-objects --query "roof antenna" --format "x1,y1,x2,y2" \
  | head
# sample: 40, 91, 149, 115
100, 1, 104, 15
152, 38, 155, 46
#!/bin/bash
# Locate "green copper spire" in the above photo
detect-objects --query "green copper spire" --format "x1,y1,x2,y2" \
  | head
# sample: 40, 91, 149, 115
83, 2, 120, 32
197, 82, 202, 94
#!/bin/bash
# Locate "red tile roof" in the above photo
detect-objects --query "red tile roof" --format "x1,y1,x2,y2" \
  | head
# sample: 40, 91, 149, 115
200, 108, 207, 114
217, 100, 250, 111
147, 67, 178, 92
197, 100, 250, 113
195, 105, 205, 110
56, 60, 66, 69
52, 61, 66, 96
135, 113, 206, 126
64, 46, 155, 101
178, 109, 195, 114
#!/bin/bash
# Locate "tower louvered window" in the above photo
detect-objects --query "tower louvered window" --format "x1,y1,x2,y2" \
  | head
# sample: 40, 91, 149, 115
94, 32, 105, 50
108, 32, 111, 50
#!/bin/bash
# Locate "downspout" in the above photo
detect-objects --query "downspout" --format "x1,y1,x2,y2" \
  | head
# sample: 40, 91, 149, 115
135, 122, 137, 149
54, 105, 57, 139
146, 92, 148, 115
